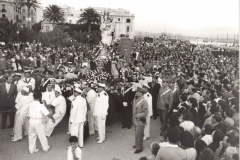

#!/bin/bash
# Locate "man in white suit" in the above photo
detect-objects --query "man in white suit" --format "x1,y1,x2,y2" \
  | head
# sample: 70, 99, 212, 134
45, 87, 66, 137
70, 88, 87, 148
94, 83, 109, 144
11, 87, 34, 142
85, 83, 97, 135
143, 84, 152, 140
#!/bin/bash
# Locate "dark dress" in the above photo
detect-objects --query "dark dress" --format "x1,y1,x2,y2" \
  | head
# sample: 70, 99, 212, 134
106, 92, 118, 125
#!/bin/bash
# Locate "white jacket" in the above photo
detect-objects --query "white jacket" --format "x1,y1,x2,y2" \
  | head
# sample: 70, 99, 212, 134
86, 89, 97, 111
143, 92, 153, 117
70, 96, 87, 124
93, 91, 109, 116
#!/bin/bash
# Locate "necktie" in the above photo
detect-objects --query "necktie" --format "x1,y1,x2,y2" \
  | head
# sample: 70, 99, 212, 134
98, 94, 100, 97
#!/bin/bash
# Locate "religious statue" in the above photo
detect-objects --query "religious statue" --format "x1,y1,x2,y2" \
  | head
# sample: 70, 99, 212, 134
100, 12, 114, 46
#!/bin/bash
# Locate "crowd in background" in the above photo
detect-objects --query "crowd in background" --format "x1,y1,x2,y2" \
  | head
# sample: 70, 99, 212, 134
0, 38, 239, 160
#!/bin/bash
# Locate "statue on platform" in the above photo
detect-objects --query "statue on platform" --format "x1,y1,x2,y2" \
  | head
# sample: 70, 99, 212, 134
100, 12, 114, 46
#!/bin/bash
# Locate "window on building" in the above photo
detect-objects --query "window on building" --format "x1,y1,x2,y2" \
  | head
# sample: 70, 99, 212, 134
69, 20, 72, 24
22, 9, 25, 12
23, 24, 26, 28
23, 16, 26, 20
46, 26, 50, 32
126, 19, 131, 23
2, 4, 5, 9
16, 15, 19, 21
31, 17, 34, 21
71, 14, 73, 16
126, 26, 130, 32
31, 9, 34, 13
2, 14, 6, 18
118, 18, 121, 21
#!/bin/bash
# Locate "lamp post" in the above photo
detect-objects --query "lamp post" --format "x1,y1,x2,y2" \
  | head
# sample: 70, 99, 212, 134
87, 35, 89, 45
16, 31, 19, 43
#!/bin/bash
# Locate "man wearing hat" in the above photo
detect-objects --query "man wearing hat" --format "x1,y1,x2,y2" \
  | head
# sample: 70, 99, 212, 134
84, 83, 97, 135
148, 74, 161, 120
69, 88, 87, 148
93, 83, 109, 144
12, 73, 22, 92
45, 87, 66, 137
19, 70, 35, 91
11, 87, 34, 142
157, 77, 173, 135
132, 87, 148, 154
142, 84, 152, 140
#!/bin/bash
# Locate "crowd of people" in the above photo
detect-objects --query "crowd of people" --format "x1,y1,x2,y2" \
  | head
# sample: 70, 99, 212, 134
0, 38, 239, 160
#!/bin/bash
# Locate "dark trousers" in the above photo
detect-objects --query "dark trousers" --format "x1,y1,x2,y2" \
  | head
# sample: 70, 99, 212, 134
122, 107, 132, 128
2, 111, 15, 128
153, 104, 158, 118
135, 125, 145, 150
159, 110, 168, 133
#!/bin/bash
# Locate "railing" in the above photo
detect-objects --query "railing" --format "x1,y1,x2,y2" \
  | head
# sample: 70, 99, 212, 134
1, 8, 6, 13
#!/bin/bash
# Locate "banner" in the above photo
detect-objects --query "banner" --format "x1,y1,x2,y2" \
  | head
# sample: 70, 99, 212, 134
120, 38, 133, 59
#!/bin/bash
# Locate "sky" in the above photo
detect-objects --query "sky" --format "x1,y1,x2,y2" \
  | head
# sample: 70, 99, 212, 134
40, 0, 239, 38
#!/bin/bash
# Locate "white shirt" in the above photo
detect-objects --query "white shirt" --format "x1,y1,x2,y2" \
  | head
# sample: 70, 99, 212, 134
51, 95, 66, 115
180, 121, 195, 131
15, 93, 34, 116
20, 77, 36, 90
143, 92, 153, 117
94, 91, 109, 116
6, 83, 10, 93
201, 134, 213, 146
70, 96, 87, 123
86, 89, 97, 111
67, 146, 82, 160
42, 91, 56, 105
29, 101, 50, 119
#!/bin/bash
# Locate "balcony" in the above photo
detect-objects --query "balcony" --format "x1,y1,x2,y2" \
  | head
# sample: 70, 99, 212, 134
1, 8, 6, 13
29, 12, 35, 15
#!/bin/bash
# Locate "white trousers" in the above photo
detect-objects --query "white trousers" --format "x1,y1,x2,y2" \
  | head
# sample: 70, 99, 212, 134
96, 116, 106, 141
144, 116, 150, 138
45, 113, 65, 137
13, 114, 29, 140
70, 122, 84, 147
88, 110, 96, 134
28, 118, 50, 153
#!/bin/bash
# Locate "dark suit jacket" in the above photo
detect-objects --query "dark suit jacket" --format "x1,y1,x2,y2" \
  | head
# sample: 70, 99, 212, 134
123, 87, 135, 109
148, 82, 160, 106
213, 122, 227, 134
0, 83, 18, 111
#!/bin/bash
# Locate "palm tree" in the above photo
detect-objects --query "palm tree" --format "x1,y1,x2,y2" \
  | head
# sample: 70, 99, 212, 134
0, 18, 18, 46
17, 0, 40, 28
43, 5, 65, 29
77, 7, 100, 33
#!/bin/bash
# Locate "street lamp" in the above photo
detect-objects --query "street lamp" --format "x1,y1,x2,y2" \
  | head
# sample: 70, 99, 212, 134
16, 31, 19, 43
87, 35, 89, 45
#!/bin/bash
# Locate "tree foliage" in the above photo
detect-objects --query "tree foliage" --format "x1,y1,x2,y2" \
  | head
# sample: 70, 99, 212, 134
19, 27, 37, 43
77, 7, 101, 33
72, 30, 101, 44
0, 18, 18, 45
43, 5, 65, 26
38, 26, 71, 46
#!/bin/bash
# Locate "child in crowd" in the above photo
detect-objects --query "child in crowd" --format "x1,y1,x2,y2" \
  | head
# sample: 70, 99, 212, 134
67, 136, 82, 160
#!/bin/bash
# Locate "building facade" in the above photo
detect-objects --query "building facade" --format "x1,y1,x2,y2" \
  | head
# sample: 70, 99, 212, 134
0, 0, 21, 23
90, 7, 135, 39
41, 6, 135, 39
